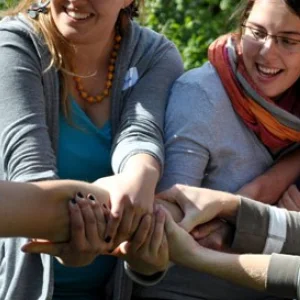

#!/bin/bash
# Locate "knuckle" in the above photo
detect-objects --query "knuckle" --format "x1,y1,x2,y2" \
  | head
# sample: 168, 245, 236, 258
111, 212, 122, 222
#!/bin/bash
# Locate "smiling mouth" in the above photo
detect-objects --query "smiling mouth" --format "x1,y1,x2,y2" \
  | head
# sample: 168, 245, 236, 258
256, 63, 283, 77
64, 7, 93, 20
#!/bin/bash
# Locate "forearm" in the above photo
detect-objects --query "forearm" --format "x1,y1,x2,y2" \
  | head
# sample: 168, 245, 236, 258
0, 180, 109, 241
122, 153, 160, 180
199, 251, 300, 299
193, 248, 269, 291
240, 148, 300, 204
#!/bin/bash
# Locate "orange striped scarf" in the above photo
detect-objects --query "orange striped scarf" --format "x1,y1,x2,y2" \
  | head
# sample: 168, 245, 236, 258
208, 34, 300, 151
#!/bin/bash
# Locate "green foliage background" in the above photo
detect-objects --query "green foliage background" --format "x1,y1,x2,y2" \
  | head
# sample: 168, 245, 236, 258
143, 0, 238, 70
0, 0, 238, 69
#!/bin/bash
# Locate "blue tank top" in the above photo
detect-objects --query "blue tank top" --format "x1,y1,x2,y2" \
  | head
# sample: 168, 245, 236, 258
53, 99, 116, 299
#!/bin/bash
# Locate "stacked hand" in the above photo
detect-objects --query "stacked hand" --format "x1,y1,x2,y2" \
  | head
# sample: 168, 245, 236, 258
22, 191, 168, 276
278, 184, 300, 211
22, 192, 111, 267
22, 183, 240, 273
157, 184, 238, 251
93, 171, 155, 248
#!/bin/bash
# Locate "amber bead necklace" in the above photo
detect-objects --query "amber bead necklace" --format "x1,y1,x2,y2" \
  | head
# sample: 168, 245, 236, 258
73, 33, 122, 104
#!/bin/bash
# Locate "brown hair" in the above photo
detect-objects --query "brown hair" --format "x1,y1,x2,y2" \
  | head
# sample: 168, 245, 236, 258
1, 0, 144, 114
234, 0, 300, 34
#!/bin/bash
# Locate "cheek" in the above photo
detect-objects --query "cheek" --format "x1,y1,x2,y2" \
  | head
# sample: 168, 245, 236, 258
241, 39, 259, 70
285, 55, 300, 82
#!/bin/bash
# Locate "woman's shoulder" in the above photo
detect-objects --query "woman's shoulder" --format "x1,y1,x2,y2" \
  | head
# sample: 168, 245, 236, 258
0, 14, 35, 35
167, 62, 233, 119
130, 22, 181, 59
172, 62, 229, 105
123, 22, 183, 78
176, 62, 223, 89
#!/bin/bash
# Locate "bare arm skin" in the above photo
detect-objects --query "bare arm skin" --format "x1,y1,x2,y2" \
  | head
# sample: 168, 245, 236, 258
0, 180, 109, 241
164, 209, 270, 291
238, 148, 300, 204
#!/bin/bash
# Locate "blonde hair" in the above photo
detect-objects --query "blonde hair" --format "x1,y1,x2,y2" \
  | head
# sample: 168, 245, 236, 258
1, 0, 144, 115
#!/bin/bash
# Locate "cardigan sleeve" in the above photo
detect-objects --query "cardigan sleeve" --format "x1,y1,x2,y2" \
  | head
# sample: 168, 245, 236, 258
0, 26, 57, 182
232, 197, 300, 255
267, 253, 300, 299
111, 38, 184, 176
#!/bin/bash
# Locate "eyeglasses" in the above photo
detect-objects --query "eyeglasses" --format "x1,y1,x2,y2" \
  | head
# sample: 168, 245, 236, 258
241, 24, 300, 53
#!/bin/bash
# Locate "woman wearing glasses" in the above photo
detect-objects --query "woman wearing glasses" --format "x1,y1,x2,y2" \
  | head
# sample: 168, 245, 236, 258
132, 1, 300, 300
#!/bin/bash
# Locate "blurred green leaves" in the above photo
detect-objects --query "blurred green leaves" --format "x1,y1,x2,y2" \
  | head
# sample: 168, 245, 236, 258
144, 0, 238, 69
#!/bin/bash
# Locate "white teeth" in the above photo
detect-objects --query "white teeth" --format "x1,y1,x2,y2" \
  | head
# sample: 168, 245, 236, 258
66, 10, 91, 20
257, 64, 281, 75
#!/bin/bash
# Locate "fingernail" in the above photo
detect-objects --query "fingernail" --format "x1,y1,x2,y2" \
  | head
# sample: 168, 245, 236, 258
76, 192, 84, 199
88, 194, 96, 201
105, 236, 111, 243
71, 198, 77, 204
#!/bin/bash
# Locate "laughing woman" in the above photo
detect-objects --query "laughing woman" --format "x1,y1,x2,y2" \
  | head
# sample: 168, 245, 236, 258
132, 1, 300, 300
0, 0, 183, 299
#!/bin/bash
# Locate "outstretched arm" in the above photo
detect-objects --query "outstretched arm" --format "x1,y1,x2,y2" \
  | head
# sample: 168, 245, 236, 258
0, 180, 109, 241
164, 210, 300, 299
238, 148, 300, 204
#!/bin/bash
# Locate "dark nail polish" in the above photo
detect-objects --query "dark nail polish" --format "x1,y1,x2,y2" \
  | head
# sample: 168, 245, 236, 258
88, 194, 96, 201
76, 192, 84, 199
71, 198, 77, 204
105, 236, 111, 243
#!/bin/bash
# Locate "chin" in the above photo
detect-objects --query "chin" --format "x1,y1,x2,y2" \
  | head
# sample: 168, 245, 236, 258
264, 90, 283, 100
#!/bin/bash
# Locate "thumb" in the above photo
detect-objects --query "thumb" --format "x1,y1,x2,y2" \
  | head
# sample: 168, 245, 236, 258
162, 206, 177, 236
156, 186, 178, 203
110, 241, 130, 258
21, 240, 65, 256
178, 209, 201, 232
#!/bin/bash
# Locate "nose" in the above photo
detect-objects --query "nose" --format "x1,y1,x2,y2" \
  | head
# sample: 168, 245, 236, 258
259, 36, 279, 57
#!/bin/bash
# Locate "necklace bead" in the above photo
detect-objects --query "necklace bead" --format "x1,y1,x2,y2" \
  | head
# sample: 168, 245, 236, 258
73, 33, 122, 104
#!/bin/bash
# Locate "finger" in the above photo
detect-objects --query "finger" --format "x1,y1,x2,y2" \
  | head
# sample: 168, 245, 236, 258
111, 241, 130, 258
114, 206, 134, 245
90, 199, 106, 240
196, 222, 233, 251
156, 198, 183, 223
102, 203, 110, 224
21, 240, 66, 256
77, 195, 100, 244
280, 194, 299, 211
150, 207, 166, 255
190, 219, 223, 239
162, 205, 177, 236
277, 199, 285, 208
178, 209, 203, 232
130, 214, 152, 250
287, 185, 300, 210
159, 232, 168, 256
69, 198, 87, 246
105, 200, 125, 243
129, 213, 143, 237
156, 186, 177, 203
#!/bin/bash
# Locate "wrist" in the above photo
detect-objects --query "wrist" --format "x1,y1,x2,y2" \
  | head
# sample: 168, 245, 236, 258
122, 154, 160, 181
220, 192, 241, 221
